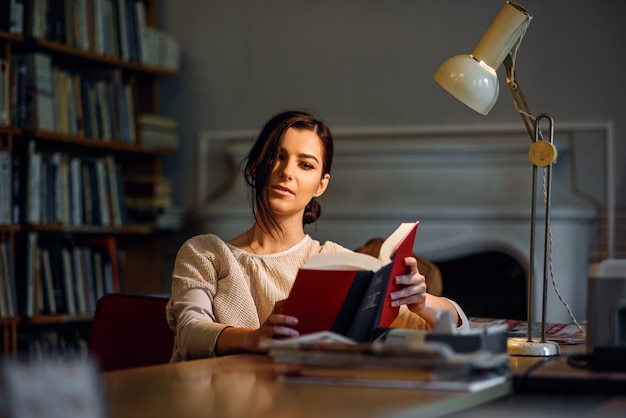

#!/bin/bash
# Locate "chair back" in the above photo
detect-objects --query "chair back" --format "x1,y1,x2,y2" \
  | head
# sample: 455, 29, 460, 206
89, 293, 173, 372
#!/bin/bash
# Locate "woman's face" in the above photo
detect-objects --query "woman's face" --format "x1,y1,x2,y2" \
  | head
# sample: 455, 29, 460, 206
267, 127, 330, 220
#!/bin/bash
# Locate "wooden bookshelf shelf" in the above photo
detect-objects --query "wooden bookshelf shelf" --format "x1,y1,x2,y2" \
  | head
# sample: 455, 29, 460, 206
27, 314, 94, 326
16, 129, 178, 155
21, 37, 179, 77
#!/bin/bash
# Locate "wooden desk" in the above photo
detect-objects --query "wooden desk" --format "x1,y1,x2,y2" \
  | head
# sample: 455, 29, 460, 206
102, 354, 510, 418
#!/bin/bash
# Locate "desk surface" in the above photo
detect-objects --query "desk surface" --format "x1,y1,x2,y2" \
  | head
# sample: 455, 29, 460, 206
448, 347, 626, 417
102, 354, 510, 418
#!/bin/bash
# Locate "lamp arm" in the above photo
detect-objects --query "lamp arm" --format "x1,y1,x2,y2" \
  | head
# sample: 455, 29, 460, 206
504, 54, 541, 142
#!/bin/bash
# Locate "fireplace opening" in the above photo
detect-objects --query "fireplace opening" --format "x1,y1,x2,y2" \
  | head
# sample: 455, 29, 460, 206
435, 250, 527, 320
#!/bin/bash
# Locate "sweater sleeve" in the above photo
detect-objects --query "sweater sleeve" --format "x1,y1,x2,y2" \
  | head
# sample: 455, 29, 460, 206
167, 234, 259, 361
169, 288, 229, 360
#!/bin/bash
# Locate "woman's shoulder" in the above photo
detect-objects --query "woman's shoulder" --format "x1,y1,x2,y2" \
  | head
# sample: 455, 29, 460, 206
310, 238, 353, 254
178, 233, 232, 257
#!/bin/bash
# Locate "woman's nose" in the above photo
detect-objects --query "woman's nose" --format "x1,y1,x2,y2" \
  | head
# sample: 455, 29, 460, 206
279, 160, 294, 180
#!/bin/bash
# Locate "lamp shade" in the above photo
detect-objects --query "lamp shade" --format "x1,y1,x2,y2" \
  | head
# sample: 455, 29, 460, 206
434, 1, 532, 115
434, 55, 499, 115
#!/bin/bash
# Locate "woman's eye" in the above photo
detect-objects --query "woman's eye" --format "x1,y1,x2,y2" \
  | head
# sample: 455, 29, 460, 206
301, 162, 314, 170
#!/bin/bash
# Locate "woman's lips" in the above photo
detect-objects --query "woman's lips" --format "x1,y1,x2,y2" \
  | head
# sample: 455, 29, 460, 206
272, 185, 294, 195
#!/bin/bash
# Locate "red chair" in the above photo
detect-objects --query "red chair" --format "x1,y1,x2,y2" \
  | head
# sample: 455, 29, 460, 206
89, 293, 174, 372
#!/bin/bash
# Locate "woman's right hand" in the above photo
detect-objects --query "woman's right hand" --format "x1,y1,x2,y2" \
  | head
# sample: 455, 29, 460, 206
247, 300, 299, 352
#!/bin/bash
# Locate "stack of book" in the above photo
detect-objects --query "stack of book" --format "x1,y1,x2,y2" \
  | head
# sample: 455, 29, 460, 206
137, 114, 179, 149
263, 330, 510, 392
124, 175, 183, 229
155, 205, 186, 231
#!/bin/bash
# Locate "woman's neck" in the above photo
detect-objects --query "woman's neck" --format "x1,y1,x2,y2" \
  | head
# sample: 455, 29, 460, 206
230, 220, 306, 255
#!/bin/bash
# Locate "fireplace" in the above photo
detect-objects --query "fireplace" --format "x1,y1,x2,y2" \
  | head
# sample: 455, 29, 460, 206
195, 123, 601, 323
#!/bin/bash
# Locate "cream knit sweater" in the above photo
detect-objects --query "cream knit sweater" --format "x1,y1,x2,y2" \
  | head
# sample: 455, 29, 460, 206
167, 233, 463, 362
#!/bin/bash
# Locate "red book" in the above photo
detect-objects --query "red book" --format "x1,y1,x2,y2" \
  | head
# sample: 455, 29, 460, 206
282, 221, 419, 342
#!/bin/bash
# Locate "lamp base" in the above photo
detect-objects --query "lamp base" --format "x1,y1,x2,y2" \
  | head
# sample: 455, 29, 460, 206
507, 338, 561, 357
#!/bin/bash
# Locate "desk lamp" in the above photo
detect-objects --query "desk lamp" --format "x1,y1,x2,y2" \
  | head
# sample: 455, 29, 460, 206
434, 1, 560, 356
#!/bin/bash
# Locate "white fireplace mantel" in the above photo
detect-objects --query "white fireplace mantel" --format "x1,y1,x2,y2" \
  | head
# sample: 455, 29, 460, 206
196, 123, 606, 323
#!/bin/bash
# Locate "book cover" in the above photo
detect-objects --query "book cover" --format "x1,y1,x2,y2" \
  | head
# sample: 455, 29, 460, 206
61, 245, 77, 316
46, 241, 67, 315
24, 231, 39, 317
0, 241, 9, 318
0, 149, 11, 224
0, 240, 17, 317
281, 221, 419, 342
39, 247, 56, 314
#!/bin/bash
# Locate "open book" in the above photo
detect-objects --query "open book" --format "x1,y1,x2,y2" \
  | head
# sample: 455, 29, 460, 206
281, 221, 419, 342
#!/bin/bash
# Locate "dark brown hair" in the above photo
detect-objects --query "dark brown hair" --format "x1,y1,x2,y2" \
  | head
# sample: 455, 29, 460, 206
243, 110, 334, 234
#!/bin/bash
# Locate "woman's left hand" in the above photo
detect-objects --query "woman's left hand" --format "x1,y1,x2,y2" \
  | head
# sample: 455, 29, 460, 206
389, 257, 427, 309
390, 256, 462, 328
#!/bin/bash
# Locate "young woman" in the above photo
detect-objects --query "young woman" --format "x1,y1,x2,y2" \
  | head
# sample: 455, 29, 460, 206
166, 110, 468, 361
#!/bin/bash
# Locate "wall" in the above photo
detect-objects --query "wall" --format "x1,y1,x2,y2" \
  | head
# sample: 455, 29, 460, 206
158, 0, 626, 215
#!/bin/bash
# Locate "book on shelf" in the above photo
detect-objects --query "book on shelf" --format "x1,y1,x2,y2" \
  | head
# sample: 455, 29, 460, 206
124, 174, 179, 226
0, 239, 17, 318
12, 52, 55, 131
79, 69, 134, 143
155, 205, 186, 231
0, 0, 24, 35
0, 58, 8, 126
124, 175, 172, 197
11, 56, 27, 129
80, 236, 122, 295
60, 245, 77, 316
0, 149, 12, 224
137, 113, 179, 149
51, 67, 83, 137
0, 241, 10, 317
24, 231, 39, 317
30, 236, 71, 316
132, 1, 181, 70
11, 153, 21, 224
45, 242, 66, 315
138, 113, 179, 130
281, 221, 419, 342
26, 140, 42, 224
39, 247, 57, 314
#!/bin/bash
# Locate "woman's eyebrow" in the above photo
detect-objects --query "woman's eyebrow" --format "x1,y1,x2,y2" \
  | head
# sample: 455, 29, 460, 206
298, 153, 320, 163
279, 147, 320, 163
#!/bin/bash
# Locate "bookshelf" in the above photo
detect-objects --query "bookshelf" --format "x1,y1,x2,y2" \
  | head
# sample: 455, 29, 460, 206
0, 0, 180, 355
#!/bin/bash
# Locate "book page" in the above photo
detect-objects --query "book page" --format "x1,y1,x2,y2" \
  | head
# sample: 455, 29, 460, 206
378, 221, 420, 264
303, 252, 383, 272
